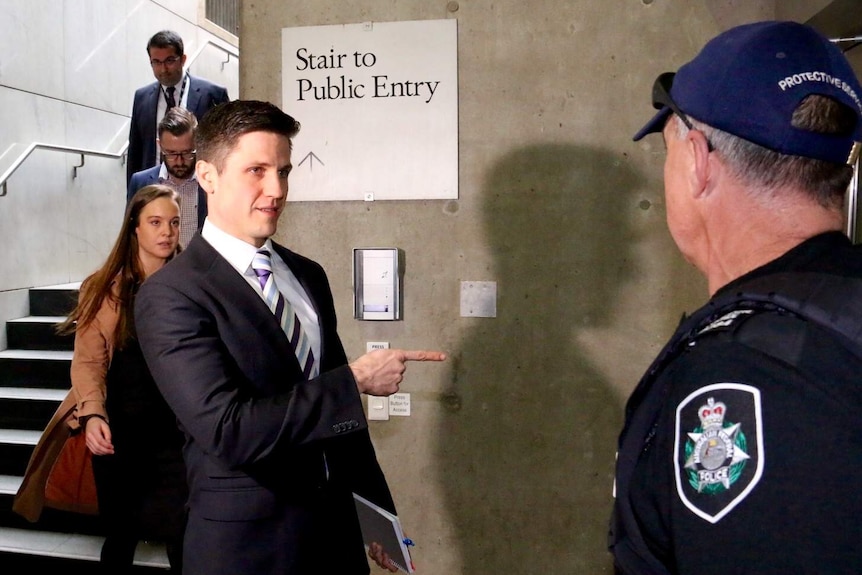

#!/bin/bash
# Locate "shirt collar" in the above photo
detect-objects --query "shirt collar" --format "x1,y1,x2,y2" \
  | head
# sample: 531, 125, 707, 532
201, 219, 274, 277
160, 72, 188, 92
715, 231, 852, 298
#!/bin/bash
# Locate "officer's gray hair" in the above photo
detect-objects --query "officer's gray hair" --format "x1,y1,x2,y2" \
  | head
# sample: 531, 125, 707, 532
671, 109, 851, 210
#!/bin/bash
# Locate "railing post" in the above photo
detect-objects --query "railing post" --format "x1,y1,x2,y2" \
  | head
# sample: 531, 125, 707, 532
73, 154, 85, 179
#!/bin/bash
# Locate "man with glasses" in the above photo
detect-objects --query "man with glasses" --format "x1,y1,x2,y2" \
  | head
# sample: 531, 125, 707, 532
127, 30, 229, 185
611, 21, 862, 574
129, 107, 206, 248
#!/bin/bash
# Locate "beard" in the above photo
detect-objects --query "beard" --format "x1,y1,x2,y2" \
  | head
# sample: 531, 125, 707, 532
166, 162, 194, 180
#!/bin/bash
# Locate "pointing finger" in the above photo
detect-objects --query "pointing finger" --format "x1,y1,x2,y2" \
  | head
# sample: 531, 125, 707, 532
402, 350, 447, 362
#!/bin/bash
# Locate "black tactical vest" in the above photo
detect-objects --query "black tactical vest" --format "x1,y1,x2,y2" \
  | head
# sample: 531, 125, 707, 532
609, 272, 862, 575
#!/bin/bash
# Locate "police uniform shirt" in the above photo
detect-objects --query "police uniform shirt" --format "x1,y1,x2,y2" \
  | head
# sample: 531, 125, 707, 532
623, 232, 862, 575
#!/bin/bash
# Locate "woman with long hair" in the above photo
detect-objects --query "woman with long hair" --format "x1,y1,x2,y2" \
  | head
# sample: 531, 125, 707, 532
59, 184, 187, 573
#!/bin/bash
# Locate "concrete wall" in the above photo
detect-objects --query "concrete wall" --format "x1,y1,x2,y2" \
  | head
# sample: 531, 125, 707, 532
238, 1, 845, 573
0, 0, 238, 348
0, 0, 845, 571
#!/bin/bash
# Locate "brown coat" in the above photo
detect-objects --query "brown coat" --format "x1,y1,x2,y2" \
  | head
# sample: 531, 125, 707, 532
12, 390, 97, 521
70, 288, 119, 422
12, 291, 119, 521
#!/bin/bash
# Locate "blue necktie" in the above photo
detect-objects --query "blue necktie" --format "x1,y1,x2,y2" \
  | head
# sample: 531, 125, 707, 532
252, 250, 317, 379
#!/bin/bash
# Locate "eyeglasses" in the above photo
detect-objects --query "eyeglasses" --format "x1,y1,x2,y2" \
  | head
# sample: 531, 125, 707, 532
161, 150, 196, 161
150, 56, 182, 68
652, 72, 714, 151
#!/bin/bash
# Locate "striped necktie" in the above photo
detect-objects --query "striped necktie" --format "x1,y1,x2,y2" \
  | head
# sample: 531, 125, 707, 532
251, 249, 317, 379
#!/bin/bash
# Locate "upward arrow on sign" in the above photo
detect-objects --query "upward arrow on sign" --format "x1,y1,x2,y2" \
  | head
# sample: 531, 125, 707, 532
298, 151, 324, 171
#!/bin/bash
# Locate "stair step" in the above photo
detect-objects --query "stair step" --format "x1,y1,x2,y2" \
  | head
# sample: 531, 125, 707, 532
0, 526, 169, 569
0, 474, 21, 496
0, 430, 43, 475
28, 283, 80, 317
0, 350, 72, 389
0, 388, 65, 430
7, 317, 74, 351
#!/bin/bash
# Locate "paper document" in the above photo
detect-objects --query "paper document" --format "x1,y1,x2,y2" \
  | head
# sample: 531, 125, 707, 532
352, 492, 415, 573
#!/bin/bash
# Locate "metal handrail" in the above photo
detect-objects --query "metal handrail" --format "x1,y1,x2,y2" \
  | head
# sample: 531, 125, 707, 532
187, 39, 239, 71
0, 142, 129, 197
0, 39, 238, 197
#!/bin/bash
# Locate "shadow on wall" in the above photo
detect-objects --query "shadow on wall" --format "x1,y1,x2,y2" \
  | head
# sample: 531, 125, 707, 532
437, 144, 643, 574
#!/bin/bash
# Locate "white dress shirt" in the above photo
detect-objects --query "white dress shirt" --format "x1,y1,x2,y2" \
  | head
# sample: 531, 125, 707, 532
200, 219, 322, 373
156, 73, 190, 129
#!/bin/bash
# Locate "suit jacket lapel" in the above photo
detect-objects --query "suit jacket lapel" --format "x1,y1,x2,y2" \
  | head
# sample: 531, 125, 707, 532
186, 237, 301, 374
271, 243, 331, 365
271, 244, 323, 318
143, 83, 161, 127
186, 76, 203, 117
147, 167, 160, 186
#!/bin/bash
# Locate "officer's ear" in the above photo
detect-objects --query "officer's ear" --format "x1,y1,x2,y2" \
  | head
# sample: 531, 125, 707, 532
688, 129, 713, 199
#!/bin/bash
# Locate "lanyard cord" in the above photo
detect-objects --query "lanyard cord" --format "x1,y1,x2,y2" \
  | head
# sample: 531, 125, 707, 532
162, 73, 188, 107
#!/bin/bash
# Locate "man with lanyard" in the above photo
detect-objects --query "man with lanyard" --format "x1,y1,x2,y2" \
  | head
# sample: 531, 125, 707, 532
128, 106, 205, 248
126, 29, 229, 185
611, 21, 862, 574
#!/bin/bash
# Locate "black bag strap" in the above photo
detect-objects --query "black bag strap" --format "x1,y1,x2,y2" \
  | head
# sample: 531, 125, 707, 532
715, 272, 862, 360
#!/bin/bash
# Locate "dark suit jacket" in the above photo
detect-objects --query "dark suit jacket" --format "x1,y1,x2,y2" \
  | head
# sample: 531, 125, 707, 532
135, 236, 394, 575
126, 74, 229, 183
127, 165, 207, 232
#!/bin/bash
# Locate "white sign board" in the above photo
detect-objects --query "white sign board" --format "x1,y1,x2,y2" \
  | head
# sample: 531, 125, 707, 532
281, 19, 458, 201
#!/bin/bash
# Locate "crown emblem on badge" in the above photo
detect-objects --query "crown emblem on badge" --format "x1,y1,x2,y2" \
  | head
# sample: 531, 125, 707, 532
685, 394, 751, 496
698, 398, 726, 428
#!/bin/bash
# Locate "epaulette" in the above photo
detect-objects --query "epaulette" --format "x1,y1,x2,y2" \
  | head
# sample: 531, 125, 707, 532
695, 309, 756, 337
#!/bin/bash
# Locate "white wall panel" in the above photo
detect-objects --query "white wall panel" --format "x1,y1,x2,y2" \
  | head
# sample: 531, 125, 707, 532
0, 1, 65, 98
64, 0, 131, 114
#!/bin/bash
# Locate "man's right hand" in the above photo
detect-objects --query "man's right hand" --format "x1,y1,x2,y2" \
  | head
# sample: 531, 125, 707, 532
349, 349, 446, 396
368, 541, 399, 572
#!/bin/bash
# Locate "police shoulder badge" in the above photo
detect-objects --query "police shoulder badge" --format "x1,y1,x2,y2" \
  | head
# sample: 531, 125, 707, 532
674, 383, 764, 523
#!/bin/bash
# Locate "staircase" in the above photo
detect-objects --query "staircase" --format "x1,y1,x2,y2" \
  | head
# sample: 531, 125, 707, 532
0, 284, 170, 572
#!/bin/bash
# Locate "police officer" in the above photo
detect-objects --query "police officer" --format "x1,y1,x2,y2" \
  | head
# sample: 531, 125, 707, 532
611, 21, 862, 574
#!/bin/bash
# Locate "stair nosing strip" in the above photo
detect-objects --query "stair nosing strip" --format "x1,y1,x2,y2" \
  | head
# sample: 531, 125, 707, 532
0, 527, 169, 566
7, 317, 68, 323
0, 350, 73, 360
0, 387, 67, 401
0, 429, 42, 445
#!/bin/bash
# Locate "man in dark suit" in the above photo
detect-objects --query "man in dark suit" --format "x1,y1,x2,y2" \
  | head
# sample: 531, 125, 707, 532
135, 100, 445, 575
127, 30, 229, 184
128, 107, 206, 248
